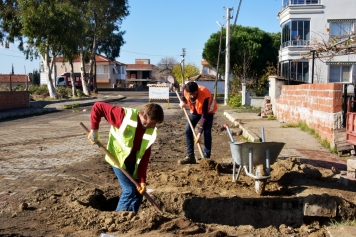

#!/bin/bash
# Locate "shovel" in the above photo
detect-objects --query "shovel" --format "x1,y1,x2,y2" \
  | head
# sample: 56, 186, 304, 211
175, 91, 204, 158
79, 122, 162, 213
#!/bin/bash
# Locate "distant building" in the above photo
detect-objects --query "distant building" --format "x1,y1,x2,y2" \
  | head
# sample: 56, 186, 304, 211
278, 0, 356, 83
186, 60, 225, 94
53, 54, 126, 88
201, 59, 218, 77
0, 74, 32, 89
126, 59, 155, 89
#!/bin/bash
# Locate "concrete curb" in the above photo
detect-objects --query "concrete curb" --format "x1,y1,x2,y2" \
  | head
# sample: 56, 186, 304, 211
0, 96, 126, 120
0, 108, 56, 120
223, 111, 261, 142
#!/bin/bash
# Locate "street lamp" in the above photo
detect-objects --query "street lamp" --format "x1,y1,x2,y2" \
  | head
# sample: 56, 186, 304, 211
214, 21, 224, 99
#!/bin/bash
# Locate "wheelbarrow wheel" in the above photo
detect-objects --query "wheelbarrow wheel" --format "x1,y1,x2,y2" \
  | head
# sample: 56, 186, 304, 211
254, 164, 266, 195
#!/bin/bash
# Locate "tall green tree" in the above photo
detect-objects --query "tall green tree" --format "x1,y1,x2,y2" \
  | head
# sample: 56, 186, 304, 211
202, 25, 280, 81
79, 0, 129, 94
17, 0, 79, 99
0, 0, 22, 47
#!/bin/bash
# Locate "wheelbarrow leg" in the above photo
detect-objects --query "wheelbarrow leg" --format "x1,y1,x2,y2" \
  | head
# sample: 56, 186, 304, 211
233, 163, 243, 181
254, 164, 267, 195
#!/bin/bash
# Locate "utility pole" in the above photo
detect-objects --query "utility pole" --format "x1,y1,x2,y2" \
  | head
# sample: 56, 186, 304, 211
214, 22, 223, 100
181, 48, 186, 81
224, 7, 233, 105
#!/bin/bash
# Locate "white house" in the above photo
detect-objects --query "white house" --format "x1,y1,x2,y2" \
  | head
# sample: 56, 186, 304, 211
40, 54, 126, 88
278, 0, 356, 83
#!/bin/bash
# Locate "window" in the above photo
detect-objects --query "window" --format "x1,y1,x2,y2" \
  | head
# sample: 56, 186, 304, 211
97, 65, 109, 74
280, 61, 309, 82
330, 22, 354, 38
287, 0, 319, 6
329, 65, 351, 82
203, 66, 209, 75
291, 61, 309, 81
281, 20, 310, 47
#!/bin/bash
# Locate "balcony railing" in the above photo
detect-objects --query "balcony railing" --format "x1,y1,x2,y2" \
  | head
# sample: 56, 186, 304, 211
281, 40, 311, 48
282, 0, 321, 9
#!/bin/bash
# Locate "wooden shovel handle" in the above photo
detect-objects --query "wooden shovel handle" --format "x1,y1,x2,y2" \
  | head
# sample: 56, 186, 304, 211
79, 122, 162, 213
175, 91, 204, 158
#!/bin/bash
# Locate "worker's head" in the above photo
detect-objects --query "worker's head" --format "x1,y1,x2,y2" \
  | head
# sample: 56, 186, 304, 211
139, 103, 164, 128
185, 82, 198, 101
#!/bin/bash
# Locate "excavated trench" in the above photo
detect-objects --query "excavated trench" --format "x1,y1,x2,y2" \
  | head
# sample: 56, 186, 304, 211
84, 190, 356, 229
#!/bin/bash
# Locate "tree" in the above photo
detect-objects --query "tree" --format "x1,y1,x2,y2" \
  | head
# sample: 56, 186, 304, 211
80, 0, 129, 94
32, 70, 40, 85
172, 63, 200, 85
0, 0, 23, 47
299, 32, 356, 61
202, 25, 280, 82
17, 0, 79, 99
152, 57, 180, 89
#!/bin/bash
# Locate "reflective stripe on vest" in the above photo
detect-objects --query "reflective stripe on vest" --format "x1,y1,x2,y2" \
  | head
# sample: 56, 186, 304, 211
184, 85, 217, 114
105, 107, 157, 179
208, 96, 216, 113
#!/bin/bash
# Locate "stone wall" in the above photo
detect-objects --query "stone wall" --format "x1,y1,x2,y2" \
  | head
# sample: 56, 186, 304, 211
0, 91, 30, 111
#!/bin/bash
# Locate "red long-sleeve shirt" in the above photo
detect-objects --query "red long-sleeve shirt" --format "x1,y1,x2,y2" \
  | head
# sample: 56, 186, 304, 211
90, 102, 151, 183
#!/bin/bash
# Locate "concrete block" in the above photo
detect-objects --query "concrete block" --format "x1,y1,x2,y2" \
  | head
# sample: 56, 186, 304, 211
347, 158, 356, 170
265, 103, 272, 110
303, 194, 337, 217
347, 171, 356, 178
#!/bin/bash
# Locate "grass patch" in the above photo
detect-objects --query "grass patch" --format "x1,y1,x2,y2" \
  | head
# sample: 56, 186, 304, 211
329, 218, 356, 227
281, 121, 337, 154
267, 115, 276, 120
280, 123, 299, 128
63, 103, 80, 109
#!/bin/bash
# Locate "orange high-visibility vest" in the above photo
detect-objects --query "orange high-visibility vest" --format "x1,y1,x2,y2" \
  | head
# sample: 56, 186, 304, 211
183, 85, 217, 114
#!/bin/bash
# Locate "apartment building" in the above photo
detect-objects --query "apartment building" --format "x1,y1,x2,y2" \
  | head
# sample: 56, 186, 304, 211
278, 0, 356, 83
125, 59, 154, 89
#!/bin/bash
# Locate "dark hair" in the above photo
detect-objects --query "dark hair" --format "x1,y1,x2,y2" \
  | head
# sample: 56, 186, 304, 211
185, 82, 198, 93
140, 103, 164, 124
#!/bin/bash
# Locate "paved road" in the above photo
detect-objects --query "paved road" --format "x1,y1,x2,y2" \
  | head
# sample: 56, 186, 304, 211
0, 92, 175, 204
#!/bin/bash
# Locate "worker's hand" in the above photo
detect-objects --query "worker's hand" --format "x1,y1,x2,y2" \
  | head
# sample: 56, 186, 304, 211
87, 129, 99, 144
179, 101, 186, 109
194, 132, 201, 144
136, 183, 146, 195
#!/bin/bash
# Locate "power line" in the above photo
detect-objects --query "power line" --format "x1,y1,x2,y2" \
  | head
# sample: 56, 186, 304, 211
121, 49, 180, 57
0, 53, 28, 59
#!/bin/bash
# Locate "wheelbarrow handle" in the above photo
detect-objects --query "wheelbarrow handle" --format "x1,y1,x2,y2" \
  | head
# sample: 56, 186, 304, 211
223, 124, 235, 143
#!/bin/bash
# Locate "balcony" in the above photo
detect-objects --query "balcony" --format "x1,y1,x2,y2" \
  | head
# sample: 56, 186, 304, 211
282, 0, 321, 9
281, 40, 311, 49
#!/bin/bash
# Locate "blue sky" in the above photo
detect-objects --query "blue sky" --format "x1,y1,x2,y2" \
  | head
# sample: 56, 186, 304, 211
0, 0, 282, 74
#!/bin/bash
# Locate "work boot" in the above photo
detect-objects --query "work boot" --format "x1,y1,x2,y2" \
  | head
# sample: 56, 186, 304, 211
178, 155, 196, 165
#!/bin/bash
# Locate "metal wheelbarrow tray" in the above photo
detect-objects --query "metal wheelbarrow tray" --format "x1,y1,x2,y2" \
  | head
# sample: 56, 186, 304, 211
225, 125, 285, 195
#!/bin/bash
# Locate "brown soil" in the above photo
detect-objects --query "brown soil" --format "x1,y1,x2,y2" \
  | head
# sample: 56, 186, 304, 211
0, 109, 355, 237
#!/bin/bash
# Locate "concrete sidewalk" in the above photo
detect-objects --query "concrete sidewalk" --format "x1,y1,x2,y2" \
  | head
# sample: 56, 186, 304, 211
0, 95, 126, 120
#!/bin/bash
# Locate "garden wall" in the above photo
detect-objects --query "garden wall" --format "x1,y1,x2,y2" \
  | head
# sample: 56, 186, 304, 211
275, 83, 343, 148
0, 91, 30, 111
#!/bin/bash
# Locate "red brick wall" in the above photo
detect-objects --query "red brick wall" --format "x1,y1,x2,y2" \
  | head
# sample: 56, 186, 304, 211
276, 83, 343, 148
0, 91, 30, 111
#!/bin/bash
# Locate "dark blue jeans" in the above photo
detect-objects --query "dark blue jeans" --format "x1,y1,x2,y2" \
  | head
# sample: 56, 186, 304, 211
185, 113, 214, 158
112, 162, 143, 213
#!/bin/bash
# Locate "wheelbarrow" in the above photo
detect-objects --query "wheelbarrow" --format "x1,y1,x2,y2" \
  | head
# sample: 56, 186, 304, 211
224, 124, 285, 195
